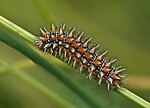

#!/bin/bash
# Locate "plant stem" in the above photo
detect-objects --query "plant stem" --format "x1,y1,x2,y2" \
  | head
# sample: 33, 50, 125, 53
0, 15, 35, 43
8, 60, 150, 107
0, 30, 105, 108
0, 61, 75, 108
0, 15, 150, 108
118, 88, 150, 108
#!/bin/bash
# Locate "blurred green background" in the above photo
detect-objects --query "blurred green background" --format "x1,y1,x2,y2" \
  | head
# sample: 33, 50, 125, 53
0, 0, 150, 108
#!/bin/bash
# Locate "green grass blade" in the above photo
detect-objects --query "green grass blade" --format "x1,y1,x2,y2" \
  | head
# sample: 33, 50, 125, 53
118, 88, 150, 108
0, 15, 35, 43
0, 61, 75, 108
0, 30, 106, 108
0, 15, 150, 108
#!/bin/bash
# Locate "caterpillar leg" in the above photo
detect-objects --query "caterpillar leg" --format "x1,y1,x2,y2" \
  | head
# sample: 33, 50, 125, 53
72, 61, 76, 68
86, 71, 95, 80
98, 78, 102, 85
77, 66, 83, 73
86, 73, 93, 80
106, 81, 110, 90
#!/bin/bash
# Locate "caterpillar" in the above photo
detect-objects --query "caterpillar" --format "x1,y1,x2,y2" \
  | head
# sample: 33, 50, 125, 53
36, 23, 126, 90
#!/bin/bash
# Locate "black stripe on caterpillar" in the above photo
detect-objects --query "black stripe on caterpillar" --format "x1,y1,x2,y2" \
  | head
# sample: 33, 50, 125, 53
36, 23, 126, 90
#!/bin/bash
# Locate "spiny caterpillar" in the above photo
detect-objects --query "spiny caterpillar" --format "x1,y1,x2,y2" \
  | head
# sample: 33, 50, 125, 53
36, 23, 126, 90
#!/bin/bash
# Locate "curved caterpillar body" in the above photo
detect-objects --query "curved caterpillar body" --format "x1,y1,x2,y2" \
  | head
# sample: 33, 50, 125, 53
36, 23, 126, 90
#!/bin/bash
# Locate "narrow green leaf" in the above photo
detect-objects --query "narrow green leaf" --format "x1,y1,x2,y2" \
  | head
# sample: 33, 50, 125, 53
0, 30, 106, 108
0, 15, 150, 108
0, 61, 75, 108
0, 15, 35, 43
118, 88, 150, 108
